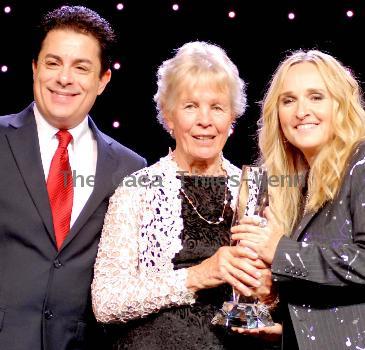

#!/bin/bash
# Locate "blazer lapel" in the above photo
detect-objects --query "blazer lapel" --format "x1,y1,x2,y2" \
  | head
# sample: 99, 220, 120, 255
60, 119, 118, 250
291, 210, 317, 240
5, 105, 56, 245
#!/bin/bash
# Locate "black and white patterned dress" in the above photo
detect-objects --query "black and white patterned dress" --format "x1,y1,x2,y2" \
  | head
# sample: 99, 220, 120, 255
92, 156, 279, 349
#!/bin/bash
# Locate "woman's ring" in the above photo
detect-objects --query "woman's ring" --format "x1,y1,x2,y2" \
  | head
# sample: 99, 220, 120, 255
259, 218, 267, 228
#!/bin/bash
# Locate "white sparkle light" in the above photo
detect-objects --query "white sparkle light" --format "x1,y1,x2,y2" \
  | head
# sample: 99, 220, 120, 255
113, 62, 121, 70
1, 65, 8, 73
172, 4, 179, 11
4, 6, 11, 14
116, 3, 124, 11
288, 12, 295, 20
346, 10, 354, 18
228, 11, 236, 19
113, 121, 120, 128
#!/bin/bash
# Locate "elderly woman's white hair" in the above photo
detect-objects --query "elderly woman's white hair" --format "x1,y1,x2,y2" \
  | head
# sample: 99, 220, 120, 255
154, 41, 247, 132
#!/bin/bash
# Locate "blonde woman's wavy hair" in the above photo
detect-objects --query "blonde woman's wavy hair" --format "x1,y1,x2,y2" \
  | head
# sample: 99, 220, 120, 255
259, 50, 365, 234
154, 41, 246, 132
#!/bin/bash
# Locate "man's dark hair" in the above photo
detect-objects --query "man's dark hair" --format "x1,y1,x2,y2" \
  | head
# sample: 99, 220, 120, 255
33, 6, 116, 75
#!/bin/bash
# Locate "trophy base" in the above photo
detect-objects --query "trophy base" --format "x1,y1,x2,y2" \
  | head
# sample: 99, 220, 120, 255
211, 301, 275, 329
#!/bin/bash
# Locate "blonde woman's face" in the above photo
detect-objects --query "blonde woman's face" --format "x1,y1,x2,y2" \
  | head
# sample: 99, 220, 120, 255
278, 62, 334, 165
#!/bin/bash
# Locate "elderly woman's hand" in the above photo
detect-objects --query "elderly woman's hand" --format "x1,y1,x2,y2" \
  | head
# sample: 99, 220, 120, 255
187, 245, 263, 296
231, 207, 284, 264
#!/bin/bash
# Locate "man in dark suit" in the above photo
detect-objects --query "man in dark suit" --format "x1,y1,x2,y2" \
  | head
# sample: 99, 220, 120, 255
0, 6, 146, 350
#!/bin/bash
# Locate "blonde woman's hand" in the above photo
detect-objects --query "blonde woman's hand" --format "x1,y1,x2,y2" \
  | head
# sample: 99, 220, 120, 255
251, 265, 274, 303
231, 207, 284, 264
231, 323, 282, 342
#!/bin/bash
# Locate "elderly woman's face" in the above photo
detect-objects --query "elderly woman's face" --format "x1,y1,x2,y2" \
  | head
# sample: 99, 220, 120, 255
166, 83, 234, 166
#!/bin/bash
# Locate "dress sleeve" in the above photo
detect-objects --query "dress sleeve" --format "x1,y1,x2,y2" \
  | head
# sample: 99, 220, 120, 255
272, 150, 365, 287
91, 183, 195, 323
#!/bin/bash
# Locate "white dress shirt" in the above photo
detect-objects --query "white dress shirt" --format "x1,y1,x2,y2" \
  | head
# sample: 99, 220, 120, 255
34, 104, 98, 227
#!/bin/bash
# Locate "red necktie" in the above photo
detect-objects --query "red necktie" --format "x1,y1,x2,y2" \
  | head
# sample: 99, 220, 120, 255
47, 130, 73, 250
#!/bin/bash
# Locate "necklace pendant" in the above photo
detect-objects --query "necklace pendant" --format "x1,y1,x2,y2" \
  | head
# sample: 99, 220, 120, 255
179, 185, 228, 226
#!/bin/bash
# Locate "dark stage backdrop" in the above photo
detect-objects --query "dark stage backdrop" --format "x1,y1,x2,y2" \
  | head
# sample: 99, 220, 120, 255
0, 0, 363, 166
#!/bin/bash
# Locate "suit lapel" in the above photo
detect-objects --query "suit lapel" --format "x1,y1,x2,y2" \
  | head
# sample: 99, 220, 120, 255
60, 119, 117, 250
291, 210, 317, 240
5, 105, 56, 245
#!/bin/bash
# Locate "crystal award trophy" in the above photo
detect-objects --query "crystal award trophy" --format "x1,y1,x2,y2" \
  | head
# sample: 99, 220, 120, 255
211, 165, 275, 329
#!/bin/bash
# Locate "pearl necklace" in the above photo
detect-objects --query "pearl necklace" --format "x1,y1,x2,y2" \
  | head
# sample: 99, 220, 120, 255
179, 184, 228, 225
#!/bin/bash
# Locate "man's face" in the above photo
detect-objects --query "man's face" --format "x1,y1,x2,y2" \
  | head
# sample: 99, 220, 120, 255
32, 29, 111, 129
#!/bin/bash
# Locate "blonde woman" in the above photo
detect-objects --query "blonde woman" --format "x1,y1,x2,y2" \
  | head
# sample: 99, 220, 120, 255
232, 50, 365, 349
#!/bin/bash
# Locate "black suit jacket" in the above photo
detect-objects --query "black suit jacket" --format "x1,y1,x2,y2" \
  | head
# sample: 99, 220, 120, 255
0, 104, 146, 350
272, 143, 365, 350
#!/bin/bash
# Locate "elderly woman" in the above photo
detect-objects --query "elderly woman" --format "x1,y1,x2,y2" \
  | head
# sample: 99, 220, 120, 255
92, 41, 278, 349
232, 50, 365, 349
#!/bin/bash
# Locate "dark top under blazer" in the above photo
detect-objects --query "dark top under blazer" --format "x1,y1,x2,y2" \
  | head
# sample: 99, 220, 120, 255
272, 142, 365, 350
0, 104, 146, 350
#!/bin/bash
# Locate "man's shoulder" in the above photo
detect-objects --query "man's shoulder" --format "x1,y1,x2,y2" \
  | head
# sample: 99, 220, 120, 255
98, 130, 147, 173
0, 105, 34, 131
0, 112, 19, 128
101, 131, 143, 158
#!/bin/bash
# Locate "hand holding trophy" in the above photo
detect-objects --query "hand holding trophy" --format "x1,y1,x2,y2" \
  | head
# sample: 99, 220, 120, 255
212, 165, 275, 329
